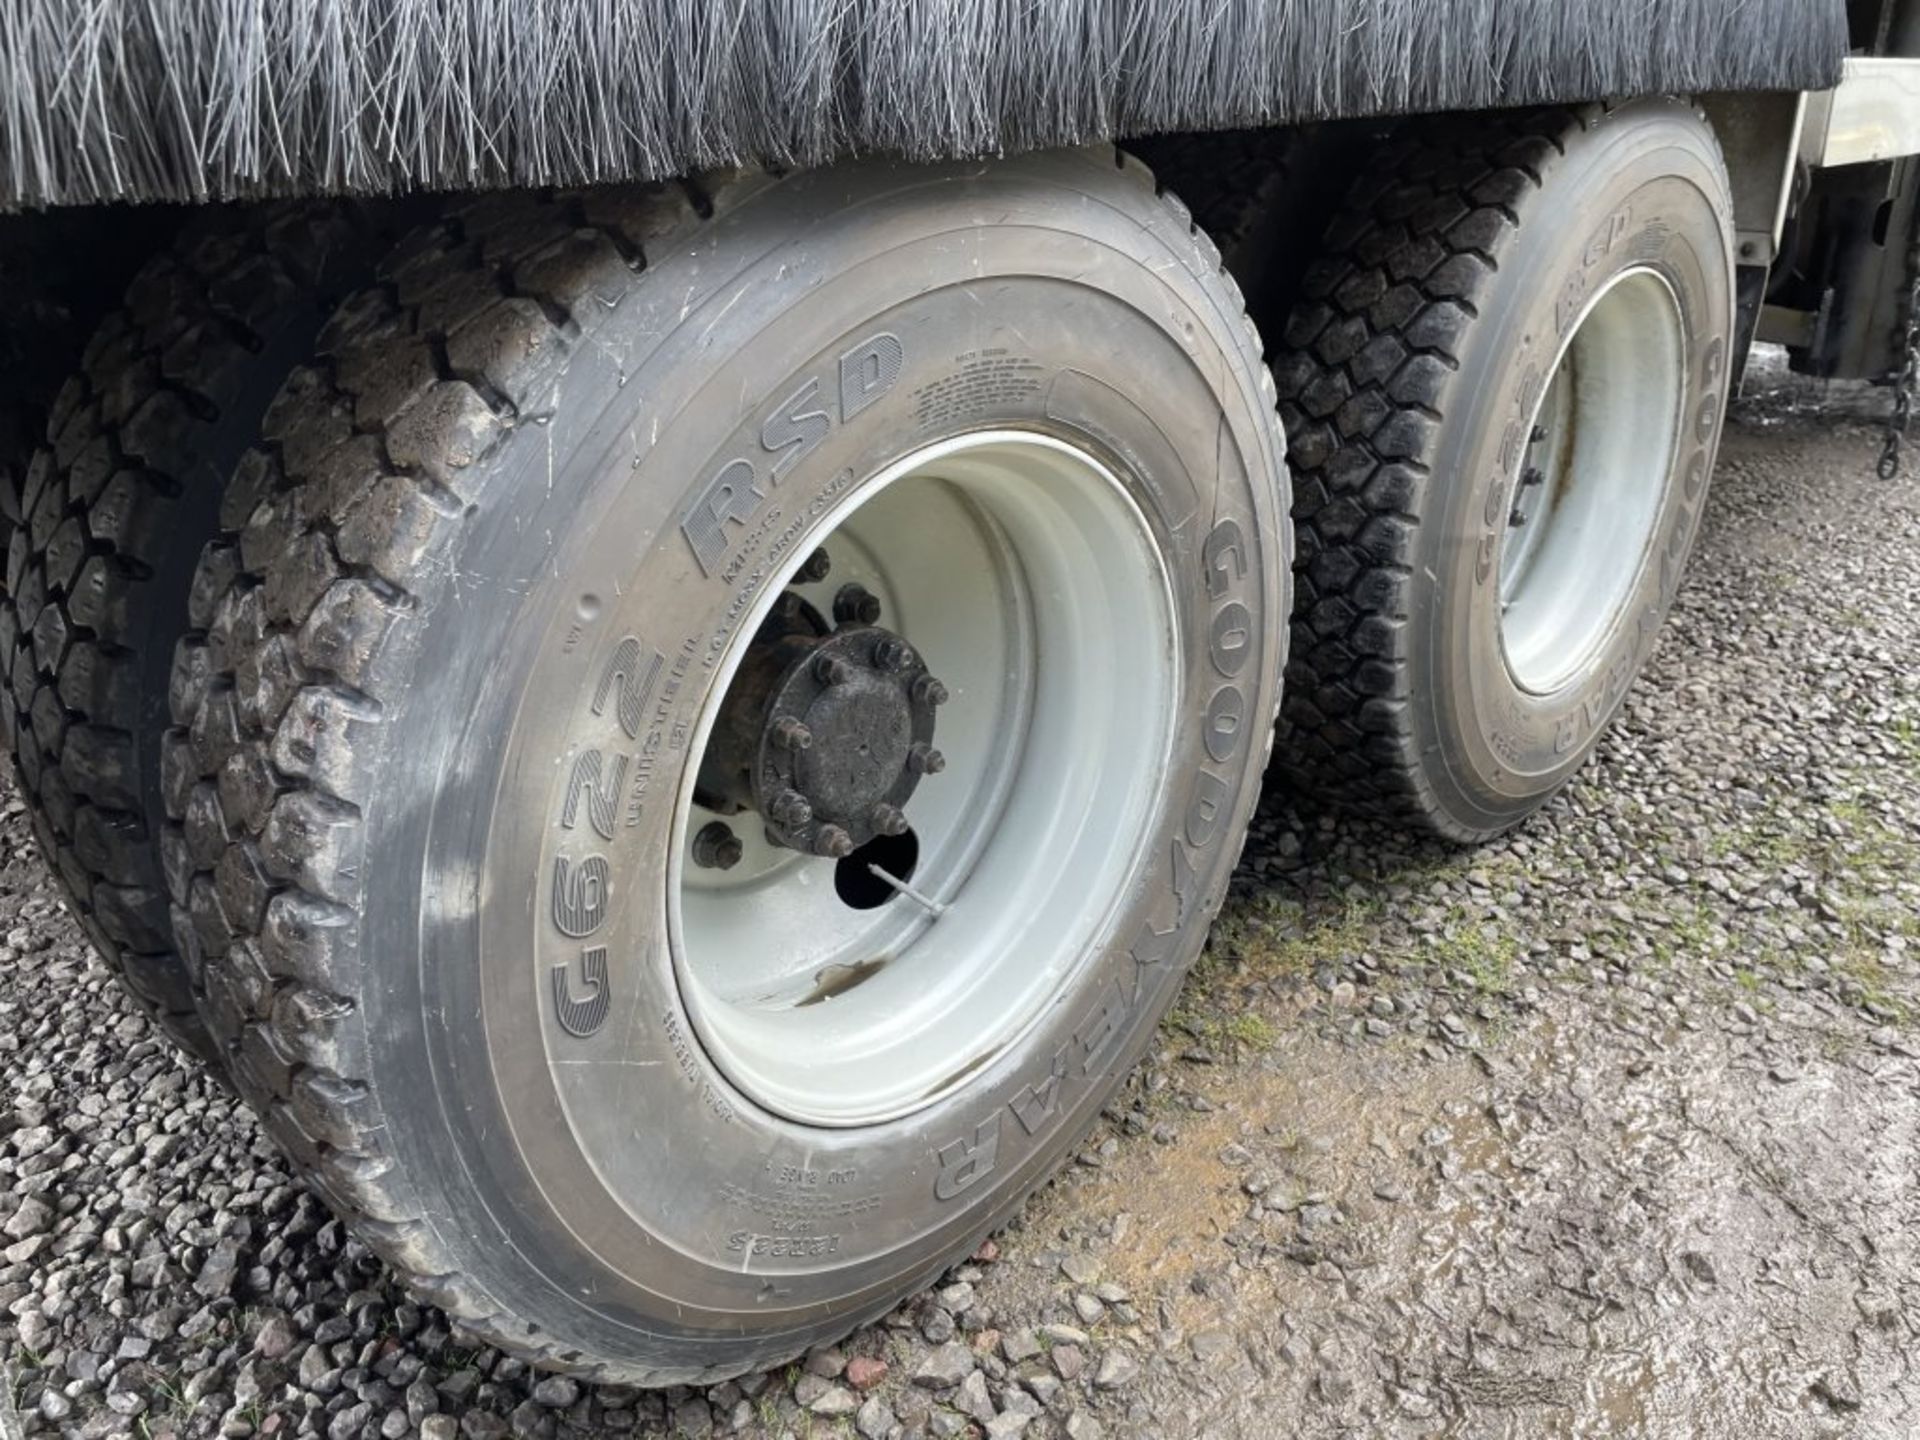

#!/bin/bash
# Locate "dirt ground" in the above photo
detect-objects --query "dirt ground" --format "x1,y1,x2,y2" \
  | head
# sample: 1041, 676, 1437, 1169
0, 371, 1915, 1440
1017, 376, 1920, 1440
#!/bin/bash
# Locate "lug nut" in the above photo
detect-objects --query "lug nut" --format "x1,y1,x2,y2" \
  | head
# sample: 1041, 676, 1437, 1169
870, 803, 910, 837
873, 637, 914, 672
691, 821, 744, 870
795, 548, 832, 583
912, 674, 950, 707
907, 743, 946, 776
771, 715, 813, 751
815, 824, 855, 859
834, 583, 883, 626
1510, 466, 1545, 528
770, 790, 813, 829
815, 653, 856, 687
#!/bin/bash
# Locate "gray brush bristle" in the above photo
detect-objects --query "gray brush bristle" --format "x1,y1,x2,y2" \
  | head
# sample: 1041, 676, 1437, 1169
0, 0, 1848, 209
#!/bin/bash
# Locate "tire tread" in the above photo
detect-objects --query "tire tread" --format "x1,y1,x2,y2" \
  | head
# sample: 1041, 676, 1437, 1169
1274, 108, 1587, 840
1, 209, 374, 1062
170, 184, 727, 1380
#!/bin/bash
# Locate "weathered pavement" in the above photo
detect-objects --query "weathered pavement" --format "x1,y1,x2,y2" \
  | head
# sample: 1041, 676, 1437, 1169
0, 377, 1916, 1439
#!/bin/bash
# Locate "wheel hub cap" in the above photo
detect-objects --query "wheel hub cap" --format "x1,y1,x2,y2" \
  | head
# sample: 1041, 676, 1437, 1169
697, 591, 946, 857
1496, 266, 1687, 694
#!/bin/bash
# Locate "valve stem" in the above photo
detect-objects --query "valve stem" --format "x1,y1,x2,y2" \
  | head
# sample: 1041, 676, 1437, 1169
865, 865, 948, 918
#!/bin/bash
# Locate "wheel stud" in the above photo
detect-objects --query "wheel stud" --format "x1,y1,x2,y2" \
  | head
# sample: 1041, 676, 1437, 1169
771, 715, 813, 751
815, 824, 855, 858
873, 637, 913, 672
770, 790, 813, 828
834, 583, 883, 626
870, 803, 909, 837
1509, 465, 1545, 527
912, 674, 949, 707
691, 821, 744, 870
907, 743, 945, 775
795, 548, 832, 583
814, 653, 856, 687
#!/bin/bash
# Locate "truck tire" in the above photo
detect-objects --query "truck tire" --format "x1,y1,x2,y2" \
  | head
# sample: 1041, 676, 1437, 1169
0, 208, 387, 1063
1128, 129, 1299, 324
167, 154, 1287, 1381
1273, 102, 1734, 840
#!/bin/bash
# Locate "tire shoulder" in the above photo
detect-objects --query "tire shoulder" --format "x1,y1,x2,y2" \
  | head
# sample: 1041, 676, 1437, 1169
175, 183, 734, 1382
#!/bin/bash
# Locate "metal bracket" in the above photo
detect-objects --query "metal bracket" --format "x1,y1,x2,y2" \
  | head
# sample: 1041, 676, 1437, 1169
1803, 58, 1920, 168
1702, 90, 1808, 259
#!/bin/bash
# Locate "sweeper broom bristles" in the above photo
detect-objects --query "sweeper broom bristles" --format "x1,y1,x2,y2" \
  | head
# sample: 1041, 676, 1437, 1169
0, 0, 1847, 209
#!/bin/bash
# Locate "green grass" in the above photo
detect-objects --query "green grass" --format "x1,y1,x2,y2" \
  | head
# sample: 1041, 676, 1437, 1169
1649, 905, 1725, 972
1712, 791, 1920, 1029
1834, 954, 1912, 1024
1706, 821, 1807, 871
133, 1369, 197, 1437
1807, 798, 1919, 1021
1170, 889, 1395, 1054
1891, 715, 1920, 766
1165, 997, 1278, 1058
1427, 906, 1520, 996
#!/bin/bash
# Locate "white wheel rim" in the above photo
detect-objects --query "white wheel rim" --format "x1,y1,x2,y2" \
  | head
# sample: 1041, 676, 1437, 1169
668, 432, 1179, 1128
1498, 268, 1687, 695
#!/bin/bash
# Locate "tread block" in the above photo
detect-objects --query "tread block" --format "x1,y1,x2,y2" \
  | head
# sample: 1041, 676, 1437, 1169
259, 789, 365, 906
333, 476, 459, 590
65, 437, 116, 510
383, 382, 504, 498
1277, 108, 1581, 834
91, 883, 172, 955
61, 724, 137, 810
219, 449, 282, 536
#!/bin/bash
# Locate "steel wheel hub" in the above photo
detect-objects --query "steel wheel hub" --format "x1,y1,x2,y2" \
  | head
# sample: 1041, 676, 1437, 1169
1497, 267, 1688, 694
669, 431, 1179, 1127
697, 589, 946, 859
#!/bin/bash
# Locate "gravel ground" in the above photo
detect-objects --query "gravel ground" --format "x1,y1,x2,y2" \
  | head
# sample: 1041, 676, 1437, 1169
0, 369, 1916, 1440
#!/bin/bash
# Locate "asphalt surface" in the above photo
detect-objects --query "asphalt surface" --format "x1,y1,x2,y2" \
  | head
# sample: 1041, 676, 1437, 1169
0, 366, 1916, 1439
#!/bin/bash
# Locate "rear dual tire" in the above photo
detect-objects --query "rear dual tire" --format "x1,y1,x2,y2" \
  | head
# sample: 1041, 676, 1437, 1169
165, 155, 1288, 1380
1274, 101, 1735, 839
0, 102, 1735, 1382
0, 208, 390, 1063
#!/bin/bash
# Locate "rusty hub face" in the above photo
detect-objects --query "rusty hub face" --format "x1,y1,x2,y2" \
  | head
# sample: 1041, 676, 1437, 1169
695, 588, 945, 858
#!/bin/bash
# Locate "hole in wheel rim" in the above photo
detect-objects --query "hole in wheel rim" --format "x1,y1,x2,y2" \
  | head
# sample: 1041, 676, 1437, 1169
834, 829, 920, 910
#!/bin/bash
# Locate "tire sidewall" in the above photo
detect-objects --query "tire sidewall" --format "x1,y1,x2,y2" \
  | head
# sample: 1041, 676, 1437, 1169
1411, 103, 1733, 836
352, 156, 1285, 1368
